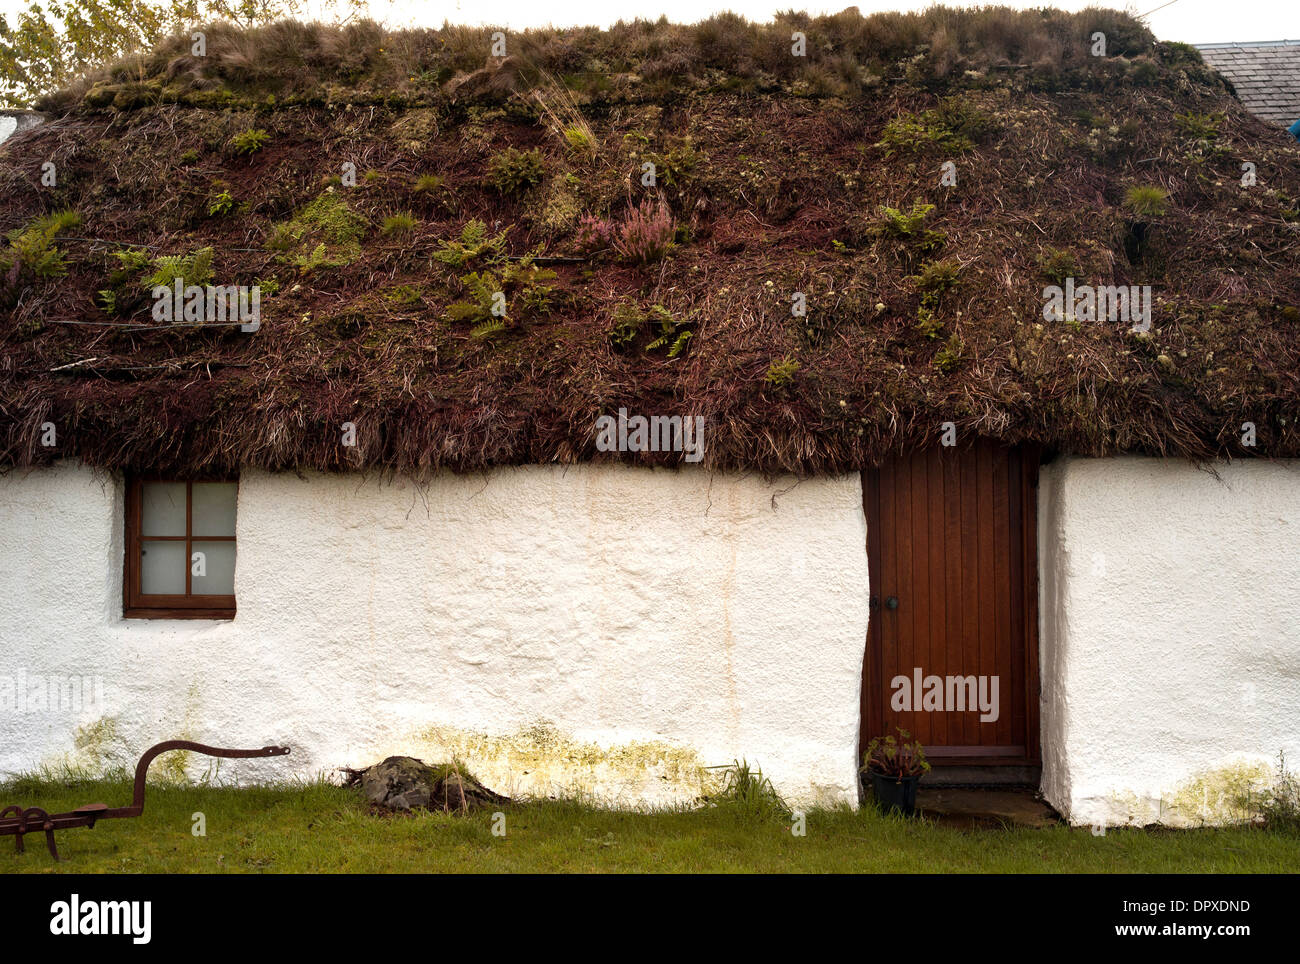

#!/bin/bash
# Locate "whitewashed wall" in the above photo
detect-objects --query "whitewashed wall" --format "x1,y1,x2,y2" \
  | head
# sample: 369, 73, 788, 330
8, 456, 1296, 821
1038, 456, 1300, 827
0, 462, 868, 808
0, 110, 46, 145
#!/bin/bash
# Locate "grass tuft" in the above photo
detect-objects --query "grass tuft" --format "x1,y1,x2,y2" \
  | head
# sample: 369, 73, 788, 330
381, 211, 418, 236
1124, 184, 1170, 218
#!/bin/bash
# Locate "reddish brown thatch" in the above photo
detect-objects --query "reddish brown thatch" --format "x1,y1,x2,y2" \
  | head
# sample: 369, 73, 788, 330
2, 10, 1299, 477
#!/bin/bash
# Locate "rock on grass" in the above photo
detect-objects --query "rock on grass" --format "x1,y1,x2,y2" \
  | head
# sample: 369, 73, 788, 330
342, 756, 509, 813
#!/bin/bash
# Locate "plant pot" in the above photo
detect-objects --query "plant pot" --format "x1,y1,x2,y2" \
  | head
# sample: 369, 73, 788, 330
864, 770, 921, 816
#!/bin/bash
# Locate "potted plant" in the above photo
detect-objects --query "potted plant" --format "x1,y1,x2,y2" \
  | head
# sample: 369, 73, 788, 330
861, 727, 930, 816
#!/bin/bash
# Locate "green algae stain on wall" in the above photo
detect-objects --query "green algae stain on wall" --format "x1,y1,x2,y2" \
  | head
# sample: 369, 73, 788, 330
34, 716, 131, 777
1099, 758, 1277, 827
70, 716, 130, 772
404, 720, 724, 807
155, 680, 204, 784
1157, 759, 1273, 826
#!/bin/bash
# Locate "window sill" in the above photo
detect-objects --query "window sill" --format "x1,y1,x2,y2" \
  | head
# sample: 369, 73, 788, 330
123, 608, 236, 620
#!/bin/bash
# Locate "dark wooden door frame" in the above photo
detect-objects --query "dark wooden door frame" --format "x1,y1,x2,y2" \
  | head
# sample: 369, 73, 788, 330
860, 443, 1041, 767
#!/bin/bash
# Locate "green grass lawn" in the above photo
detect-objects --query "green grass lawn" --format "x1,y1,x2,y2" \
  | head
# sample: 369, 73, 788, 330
3, 777, 1297, 873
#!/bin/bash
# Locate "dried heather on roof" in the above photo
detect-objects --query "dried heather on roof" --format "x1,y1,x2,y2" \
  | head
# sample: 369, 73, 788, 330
1, 8, 1299, 476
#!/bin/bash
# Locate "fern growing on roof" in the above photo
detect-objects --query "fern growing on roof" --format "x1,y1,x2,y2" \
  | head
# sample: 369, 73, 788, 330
143, 247, 214, 290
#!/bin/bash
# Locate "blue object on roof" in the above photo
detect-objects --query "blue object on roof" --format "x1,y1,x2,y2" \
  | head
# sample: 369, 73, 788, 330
1290, 118, 1300, 141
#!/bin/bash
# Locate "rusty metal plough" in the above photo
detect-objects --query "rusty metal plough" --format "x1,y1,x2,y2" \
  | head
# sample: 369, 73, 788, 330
1, 739, 290, 860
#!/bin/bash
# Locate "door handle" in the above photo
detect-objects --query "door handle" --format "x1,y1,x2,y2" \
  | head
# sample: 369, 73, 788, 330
885, 596, 899, 610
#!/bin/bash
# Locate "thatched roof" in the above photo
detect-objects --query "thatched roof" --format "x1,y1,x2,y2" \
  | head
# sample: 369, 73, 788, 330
2, 9, 1299, 477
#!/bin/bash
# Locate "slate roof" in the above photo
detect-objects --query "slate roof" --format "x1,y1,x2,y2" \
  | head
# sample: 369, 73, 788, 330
1196, 41, 1300, 127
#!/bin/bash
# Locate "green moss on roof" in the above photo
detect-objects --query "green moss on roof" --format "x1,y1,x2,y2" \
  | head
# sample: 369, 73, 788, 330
1, 10, 1298, 475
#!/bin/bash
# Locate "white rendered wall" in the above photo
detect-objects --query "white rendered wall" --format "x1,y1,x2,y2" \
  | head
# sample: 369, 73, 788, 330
0, 110, 46, 145
1038, 456, 1300, 827
0, 462, 868, 808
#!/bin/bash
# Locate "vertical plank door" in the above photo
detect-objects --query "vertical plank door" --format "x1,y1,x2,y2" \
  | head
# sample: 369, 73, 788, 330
861, 441, 1039, 765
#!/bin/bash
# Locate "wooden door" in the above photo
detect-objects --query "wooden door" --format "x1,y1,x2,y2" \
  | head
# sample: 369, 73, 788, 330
861, 441, 1040, 766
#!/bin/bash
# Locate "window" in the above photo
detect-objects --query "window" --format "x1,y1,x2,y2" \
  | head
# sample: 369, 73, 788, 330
124, 479, 237, 618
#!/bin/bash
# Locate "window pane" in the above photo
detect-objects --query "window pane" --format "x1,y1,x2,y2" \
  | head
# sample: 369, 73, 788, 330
141, 482, 186, 537
140, 541, 186, 594
191, 541, 236, 595
192, 482, 237, 537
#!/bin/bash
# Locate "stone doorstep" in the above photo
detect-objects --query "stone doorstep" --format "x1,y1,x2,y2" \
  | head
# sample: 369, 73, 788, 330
916, 786, 1062, 830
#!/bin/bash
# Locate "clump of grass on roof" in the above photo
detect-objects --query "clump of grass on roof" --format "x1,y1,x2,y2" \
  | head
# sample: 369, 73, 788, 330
563, 125, 595, 155
487, 147, 544, 194
1124, 184, 1170, 218
296, 193, 368, 244
536, 173, 583, 236
911, 259, 961, 303
532, 82, 597, 157
412, 174, 444, 194
380, 211, 418, 236
1160, 41, 1205, 67
411, 174, 451, 212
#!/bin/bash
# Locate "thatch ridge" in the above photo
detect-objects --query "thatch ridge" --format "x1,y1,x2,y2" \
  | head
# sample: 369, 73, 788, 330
2, 9, 1299, 476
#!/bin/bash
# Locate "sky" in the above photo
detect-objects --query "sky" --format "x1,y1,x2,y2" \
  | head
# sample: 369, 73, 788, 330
0, 0, 1297, 46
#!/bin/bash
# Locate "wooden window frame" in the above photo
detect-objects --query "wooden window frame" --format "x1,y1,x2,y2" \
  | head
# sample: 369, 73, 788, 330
124, 477, 237, 619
